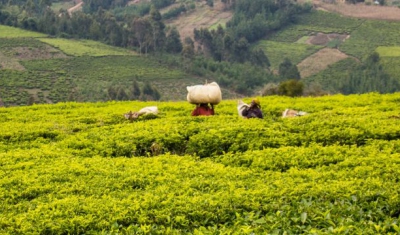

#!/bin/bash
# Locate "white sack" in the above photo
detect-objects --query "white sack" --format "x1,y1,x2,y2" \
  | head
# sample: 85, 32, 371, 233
138, 106, 159, 115
237, 100, 249, 118
187, 82, 222, 105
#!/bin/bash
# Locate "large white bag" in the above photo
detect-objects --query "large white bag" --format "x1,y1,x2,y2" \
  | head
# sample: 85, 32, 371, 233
237, 100, 249, 118
186, 82, 222, 105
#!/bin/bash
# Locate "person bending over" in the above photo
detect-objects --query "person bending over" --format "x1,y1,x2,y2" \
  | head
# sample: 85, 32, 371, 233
242, 99, 263, 119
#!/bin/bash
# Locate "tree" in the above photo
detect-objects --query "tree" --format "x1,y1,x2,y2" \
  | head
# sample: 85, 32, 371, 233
107, 86, 117, 100
233, 37, 249, 63
149, 5, 165, 52
279, 58, 300, 80
132, 17, 152, 54
142, 81, 153, 96
141, 81, 161, 101
89, 21, 102, 40
165, 27, 182, 53
23, 0, 36, 16
278, 79, 304, 97
251, 48, 270, 68
116, 87, 129, 100
130, 80, 141, 99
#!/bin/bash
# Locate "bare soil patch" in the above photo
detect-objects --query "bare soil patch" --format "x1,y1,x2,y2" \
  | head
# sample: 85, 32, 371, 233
306, 32, 349, 45
0, 51, 25, 71
68, 0, 83, 15
297, 48, 349, 78
9, 46, 69, 60
313, 0, 400, 21
24, 88, 53, 104
165, 1, 233, 40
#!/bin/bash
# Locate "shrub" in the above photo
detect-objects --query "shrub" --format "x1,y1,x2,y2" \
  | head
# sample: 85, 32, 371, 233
278, 79, 304, 97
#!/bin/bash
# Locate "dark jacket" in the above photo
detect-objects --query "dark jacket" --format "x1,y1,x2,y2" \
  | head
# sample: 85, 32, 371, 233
242, 104, 263, 119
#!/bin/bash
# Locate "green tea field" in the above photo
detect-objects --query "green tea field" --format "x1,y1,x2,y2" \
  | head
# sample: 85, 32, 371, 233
0, 25, 212, 106
1, 93, 400, 234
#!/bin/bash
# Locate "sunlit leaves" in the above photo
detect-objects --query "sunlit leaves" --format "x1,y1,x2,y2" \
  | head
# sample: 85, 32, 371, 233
1, 93, 400, 233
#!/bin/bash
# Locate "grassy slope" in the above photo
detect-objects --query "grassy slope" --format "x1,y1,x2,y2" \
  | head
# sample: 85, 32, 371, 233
1, 93, 400, 233
0, 25, 231, 106
259, 10, 400, 87
163, 0, 232, 40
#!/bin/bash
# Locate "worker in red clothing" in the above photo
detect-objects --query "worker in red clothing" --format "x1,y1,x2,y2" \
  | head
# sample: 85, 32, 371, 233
191, 103, 214, 116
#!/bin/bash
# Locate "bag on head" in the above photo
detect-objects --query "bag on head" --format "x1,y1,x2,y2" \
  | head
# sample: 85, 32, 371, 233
187, 82, 222, 105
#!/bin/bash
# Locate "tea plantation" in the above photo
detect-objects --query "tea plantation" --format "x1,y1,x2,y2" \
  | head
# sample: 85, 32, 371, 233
1, 93, 400, 234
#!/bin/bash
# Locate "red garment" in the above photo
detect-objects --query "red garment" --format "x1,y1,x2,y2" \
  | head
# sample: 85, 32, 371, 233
191, 105, 214, 116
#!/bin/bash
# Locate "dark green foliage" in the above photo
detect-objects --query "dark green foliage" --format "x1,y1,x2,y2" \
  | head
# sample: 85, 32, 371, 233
227, 0, 312, 43
116, 87, 129, 101
82, 0, 130, 13
150, 0, 175, 9
165, 27, 182, 54
306, 53, 400, 95
113, 3, 151, 19
142, 81, 161, 101
278, 79, 304, 97
250, 48, 270, 67
194, 26, 272, 67
162, 4, 186, 20
279, 58, 301, 80
189, 56, 279, 95
130, 80, 141, 100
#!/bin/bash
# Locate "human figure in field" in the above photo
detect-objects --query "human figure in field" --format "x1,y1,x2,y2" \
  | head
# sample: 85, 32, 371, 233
241, 98, 263, 119
191, 103, 214, 116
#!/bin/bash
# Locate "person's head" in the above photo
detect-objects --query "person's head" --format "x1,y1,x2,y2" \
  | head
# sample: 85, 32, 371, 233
251, 98, 260, 107
124, 111, 140, 120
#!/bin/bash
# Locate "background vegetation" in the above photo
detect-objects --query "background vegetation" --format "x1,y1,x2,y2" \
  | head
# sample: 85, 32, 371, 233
1, 0, 400, 106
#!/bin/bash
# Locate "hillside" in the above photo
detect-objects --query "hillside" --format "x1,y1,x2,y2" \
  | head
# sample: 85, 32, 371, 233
2, 0, 400, 106
1, 93, 400, 233
0, 25, 243, 107
162, 0, 233, 41
159, 0, 400, 93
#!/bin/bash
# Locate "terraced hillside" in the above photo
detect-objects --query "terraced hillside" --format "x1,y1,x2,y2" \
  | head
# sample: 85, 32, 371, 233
0, 25, 239, 106
162, 0, 233, 41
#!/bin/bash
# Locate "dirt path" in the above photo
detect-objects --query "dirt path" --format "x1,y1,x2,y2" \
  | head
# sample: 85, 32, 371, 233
67, 0, 83, 15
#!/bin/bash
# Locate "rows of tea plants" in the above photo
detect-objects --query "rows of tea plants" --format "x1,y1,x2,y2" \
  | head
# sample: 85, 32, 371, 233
0, 25, 46, 38
253, 40, 322, 70
340, 20, 400, 59
0, 26, 200, 106
0, 25, 205, 105
38, 38, 136, 57
1, 93, 400, 234
268, 11, 362, 43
